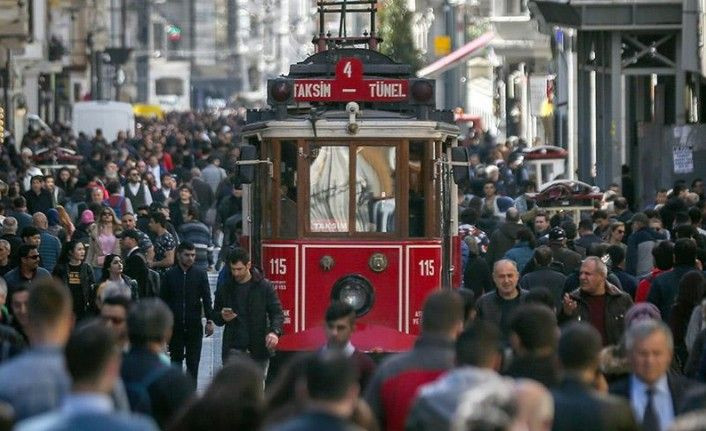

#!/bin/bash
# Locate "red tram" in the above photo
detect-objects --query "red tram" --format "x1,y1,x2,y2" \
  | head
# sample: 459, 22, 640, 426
236, 0, 464, 352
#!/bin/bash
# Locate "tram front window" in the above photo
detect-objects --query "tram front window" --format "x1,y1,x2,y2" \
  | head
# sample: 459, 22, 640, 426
356, 146, 396, 232
309, 145, 350, 232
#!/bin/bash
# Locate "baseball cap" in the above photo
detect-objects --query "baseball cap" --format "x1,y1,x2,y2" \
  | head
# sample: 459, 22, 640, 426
548, 226, 566, 241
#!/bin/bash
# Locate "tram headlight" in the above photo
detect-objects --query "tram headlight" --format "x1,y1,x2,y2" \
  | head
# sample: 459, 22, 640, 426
331, 275, 374, 317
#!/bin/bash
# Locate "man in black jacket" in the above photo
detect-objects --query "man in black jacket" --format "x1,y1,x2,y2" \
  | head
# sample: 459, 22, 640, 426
23, 175, 52, 216
553, 322, 638, 431
504, 304, 560, 388
213, 247, 284, 374
159, 241, 214, 380
485, 207, 524, 266
647, 238, 703, 321
475, 259, 529, 338
519, 245, 566, 309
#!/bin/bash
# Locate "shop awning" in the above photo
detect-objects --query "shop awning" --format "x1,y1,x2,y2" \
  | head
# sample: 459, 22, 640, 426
416, 32, 495, 78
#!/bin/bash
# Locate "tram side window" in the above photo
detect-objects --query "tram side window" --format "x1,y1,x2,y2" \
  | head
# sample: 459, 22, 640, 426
279, 141, 298, 238
309, 145, 350, 233
355, 146, 396, 233
409, 141, 425, 237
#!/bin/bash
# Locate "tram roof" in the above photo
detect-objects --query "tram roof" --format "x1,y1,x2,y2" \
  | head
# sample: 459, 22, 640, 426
240, 115, 459, 141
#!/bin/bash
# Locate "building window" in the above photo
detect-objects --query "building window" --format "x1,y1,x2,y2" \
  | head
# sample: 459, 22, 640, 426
155, 78, 184, 96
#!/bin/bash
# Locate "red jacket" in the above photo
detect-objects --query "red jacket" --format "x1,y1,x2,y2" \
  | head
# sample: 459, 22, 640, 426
635, 268, 668, 302
363, 334, 455, 431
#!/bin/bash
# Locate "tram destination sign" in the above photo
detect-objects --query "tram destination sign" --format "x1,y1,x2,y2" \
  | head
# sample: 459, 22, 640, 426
293, 57, 409, 102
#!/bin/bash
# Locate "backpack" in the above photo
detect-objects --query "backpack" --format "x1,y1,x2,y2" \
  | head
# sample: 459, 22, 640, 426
125, 365, 170, 415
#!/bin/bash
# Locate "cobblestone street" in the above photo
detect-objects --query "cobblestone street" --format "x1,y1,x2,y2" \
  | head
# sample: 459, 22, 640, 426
196, 272, 222, 393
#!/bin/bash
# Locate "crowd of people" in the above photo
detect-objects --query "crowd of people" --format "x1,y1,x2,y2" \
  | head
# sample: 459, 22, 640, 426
0, 114, 704, 431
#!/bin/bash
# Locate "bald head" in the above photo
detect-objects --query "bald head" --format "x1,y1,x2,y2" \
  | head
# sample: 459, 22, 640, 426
514, 379, 554, 431
32, 212, 48, 230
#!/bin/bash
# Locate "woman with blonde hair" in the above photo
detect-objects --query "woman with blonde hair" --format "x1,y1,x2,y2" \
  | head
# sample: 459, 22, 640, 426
85, 206, 122, 281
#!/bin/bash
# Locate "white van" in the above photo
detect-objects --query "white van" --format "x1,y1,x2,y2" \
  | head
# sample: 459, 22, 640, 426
72, 101, 135, 142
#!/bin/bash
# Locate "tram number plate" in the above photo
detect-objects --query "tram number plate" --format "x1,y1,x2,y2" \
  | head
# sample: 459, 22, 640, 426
270, 258, 287, 276
418, 259, 435, 277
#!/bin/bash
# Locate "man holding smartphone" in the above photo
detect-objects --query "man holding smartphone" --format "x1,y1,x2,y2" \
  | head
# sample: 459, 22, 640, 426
213, 247, 284, 375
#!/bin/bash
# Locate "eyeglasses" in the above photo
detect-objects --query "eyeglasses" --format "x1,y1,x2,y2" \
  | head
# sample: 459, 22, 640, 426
24, 255, 40, 260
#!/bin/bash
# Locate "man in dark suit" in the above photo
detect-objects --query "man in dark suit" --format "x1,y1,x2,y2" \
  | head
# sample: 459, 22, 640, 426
609, 320, 702, 431
552, 322, 637, 431
121, 230, 149, 298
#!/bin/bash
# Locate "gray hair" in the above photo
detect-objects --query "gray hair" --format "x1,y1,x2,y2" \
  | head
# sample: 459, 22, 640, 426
582, 256, 608, 278
452, 379, 516, 431
625, 319, 673, 353
0, 239, 10, 251
452, 378, 553, 431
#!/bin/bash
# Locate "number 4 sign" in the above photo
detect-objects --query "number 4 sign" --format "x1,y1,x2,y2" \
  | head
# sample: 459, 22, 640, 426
293, 57, 408, 102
